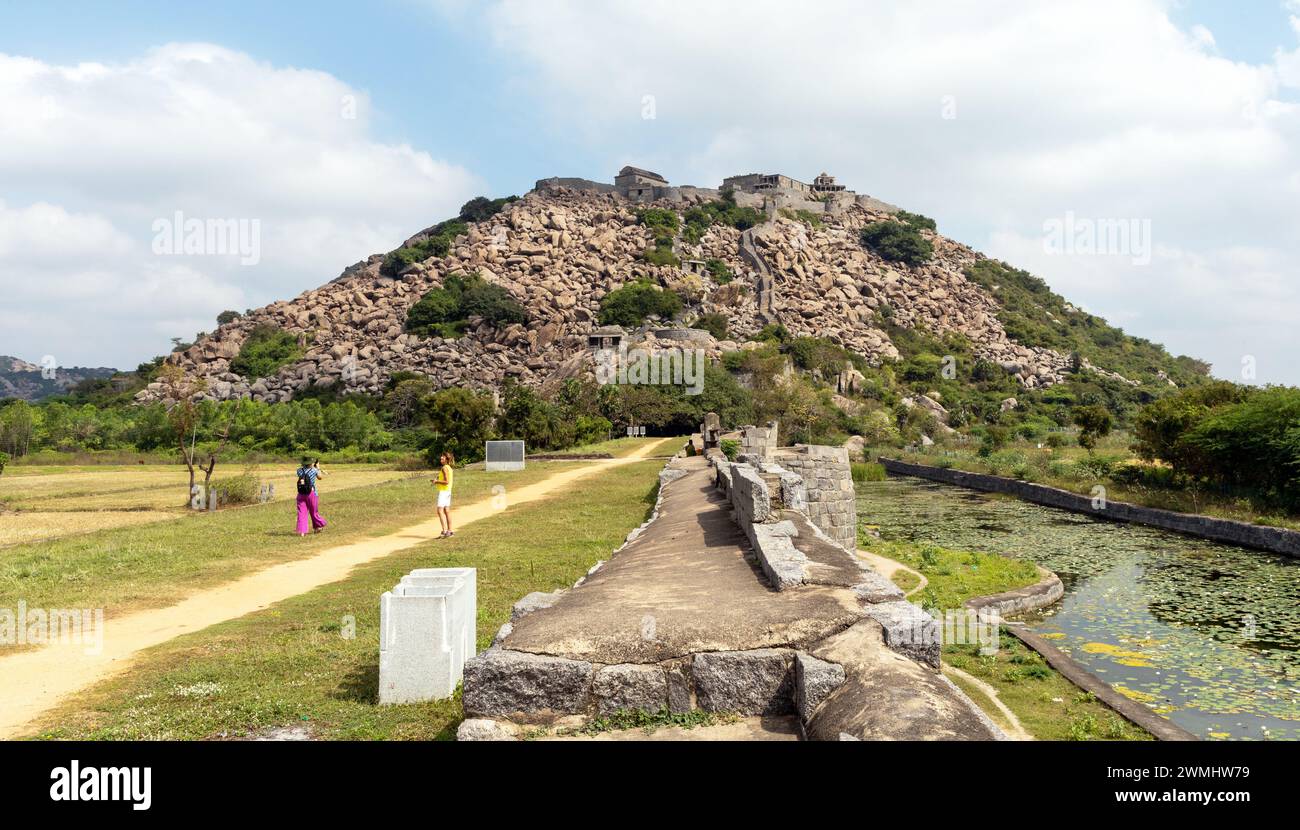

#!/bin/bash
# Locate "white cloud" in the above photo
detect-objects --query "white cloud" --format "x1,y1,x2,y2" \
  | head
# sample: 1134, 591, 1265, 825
445, 0, 1300, 384
0, 43, 481, 368
0, 200, 133, 262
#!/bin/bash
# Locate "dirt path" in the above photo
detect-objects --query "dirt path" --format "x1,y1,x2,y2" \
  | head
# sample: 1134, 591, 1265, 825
0, 439, 676, 738
856, 548, 928, 598
943, 666, 1033, 741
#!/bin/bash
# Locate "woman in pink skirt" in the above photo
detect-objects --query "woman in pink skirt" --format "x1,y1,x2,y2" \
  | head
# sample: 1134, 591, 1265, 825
295, 457, 328, 536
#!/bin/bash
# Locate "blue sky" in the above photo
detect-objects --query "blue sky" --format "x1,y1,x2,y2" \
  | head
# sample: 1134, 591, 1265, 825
2, 0, 1299, 384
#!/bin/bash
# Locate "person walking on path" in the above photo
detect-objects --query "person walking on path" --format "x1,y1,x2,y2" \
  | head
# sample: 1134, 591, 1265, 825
433, 451, 454, 537
295, 457, 328, 536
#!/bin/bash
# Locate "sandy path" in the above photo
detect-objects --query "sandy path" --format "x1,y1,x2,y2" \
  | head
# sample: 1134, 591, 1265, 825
0, 439, 675, 738
943, 666, 1033, 741
856, 548, 928, 598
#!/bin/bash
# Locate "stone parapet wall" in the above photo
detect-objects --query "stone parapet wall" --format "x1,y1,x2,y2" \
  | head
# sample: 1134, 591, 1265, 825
713, 443, 864, 591
771, 444, 856, 551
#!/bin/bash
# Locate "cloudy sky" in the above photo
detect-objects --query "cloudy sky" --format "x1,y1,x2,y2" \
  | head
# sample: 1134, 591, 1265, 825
1, 0, 1298, 384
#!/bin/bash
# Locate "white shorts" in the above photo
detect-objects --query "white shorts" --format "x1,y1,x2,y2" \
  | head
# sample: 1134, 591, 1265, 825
436, 491, 452, 508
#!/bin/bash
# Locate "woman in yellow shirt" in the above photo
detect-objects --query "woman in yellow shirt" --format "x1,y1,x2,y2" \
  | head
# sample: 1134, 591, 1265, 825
433, 450, 455, 537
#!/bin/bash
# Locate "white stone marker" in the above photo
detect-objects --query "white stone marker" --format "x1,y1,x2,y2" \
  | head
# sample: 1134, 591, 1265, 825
378, 567, 477, 704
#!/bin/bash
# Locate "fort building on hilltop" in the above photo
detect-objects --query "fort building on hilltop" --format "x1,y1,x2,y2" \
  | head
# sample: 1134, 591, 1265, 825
613, 165, 669, 198
534, 166, 896, 215
721, 171, 848, 194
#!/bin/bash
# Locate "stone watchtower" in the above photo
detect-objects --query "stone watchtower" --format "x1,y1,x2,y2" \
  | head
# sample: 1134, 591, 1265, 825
614, 165, 669, 200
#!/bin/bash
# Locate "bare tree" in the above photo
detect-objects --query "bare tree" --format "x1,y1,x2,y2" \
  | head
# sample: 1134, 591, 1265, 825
158, 366, 235, 507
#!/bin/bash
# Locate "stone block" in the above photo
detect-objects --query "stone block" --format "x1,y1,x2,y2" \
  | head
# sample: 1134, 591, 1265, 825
665, 661, 694, 713
592, 664, 668, 715
794, 652, 846, 723
750, 522, 808, 590
456, 718, 520, 741
462, 648, 594, 718
511, 589, 564, 622
730, 464, 771, 523
691, 649, 794, 715
865, 601, 941, 669
852, 569, 905, 603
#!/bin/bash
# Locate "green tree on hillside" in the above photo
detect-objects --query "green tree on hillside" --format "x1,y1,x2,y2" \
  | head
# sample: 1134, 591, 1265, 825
860, 220, 933, 266
230, 324, 305, 380
406, 271, 527, 339
598, 281, 683, 327
1072, 404, 1113, 453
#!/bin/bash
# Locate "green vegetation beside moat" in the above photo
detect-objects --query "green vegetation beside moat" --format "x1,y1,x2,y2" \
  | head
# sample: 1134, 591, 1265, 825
857, 532, 1152, 741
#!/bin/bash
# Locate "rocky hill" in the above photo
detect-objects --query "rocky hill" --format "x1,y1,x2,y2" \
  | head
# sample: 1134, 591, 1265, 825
0, 357, 119, 401
135, 178, 1196, 405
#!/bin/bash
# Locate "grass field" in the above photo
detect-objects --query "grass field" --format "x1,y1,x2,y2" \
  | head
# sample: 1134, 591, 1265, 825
28, 457, 666, 740
0, 511, 179, 547
0, 463, 427, 549
0, 437, 678, 609
0, 464, 415, 512
0, 460, 592, 617
860, 534, 1152, 741
539, 436, 677, 458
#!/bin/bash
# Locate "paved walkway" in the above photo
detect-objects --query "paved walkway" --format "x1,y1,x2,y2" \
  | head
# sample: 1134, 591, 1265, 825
0, 439, 674, 739
491, 456, 1003, 740
505, 456, 861, 664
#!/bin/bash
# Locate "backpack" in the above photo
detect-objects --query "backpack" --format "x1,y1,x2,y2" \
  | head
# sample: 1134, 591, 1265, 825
296, 469, 313, 496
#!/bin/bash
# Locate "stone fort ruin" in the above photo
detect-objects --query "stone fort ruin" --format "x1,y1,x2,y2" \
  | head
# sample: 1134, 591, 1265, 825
534, 165, 898, 216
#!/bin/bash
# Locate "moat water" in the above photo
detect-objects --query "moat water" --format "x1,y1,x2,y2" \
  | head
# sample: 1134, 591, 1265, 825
857, 477, 1300, 740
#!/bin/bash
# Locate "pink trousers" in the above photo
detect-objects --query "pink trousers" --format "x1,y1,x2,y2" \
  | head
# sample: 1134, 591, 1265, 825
296, 491, 327, 535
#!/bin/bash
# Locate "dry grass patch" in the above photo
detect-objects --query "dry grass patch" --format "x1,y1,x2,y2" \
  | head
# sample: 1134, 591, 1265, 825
0, 511, 177, 546
4, 466, 419, 513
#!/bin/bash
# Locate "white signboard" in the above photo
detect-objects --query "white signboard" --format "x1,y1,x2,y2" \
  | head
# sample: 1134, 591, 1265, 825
485, 440, 525, 471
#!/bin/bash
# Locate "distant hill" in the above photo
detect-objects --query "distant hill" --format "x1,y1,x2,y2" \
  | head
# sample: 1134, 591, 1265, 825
0, 356, 120, 401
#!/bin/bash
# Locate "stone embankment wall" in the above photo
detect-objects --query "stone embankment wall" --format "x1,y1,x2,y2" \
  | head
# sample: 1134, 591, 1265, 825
964, 567, 1063, 620
881, 459, 1300, 559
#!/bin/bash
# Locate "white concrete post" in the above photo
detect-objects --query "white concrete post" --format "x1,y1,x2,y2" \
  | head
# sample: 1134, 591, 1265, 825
378, 567, 477, 704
